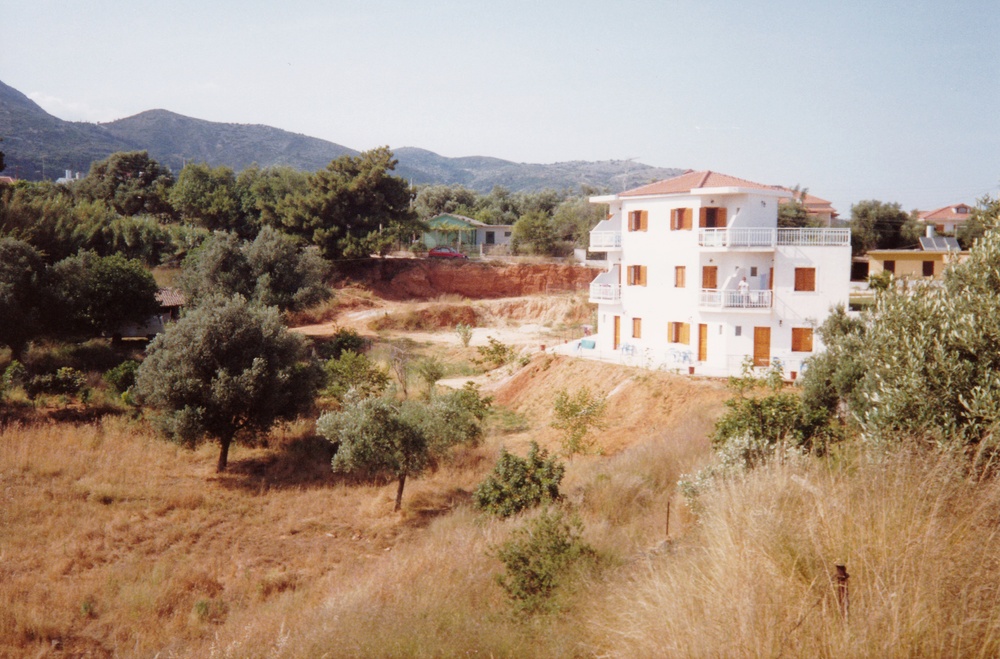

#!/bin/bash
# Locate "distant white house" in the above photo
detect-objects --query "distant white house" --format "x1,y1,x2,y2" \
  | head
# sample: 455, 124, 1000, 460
576, 170, 851, 379
423, 214, 513, 251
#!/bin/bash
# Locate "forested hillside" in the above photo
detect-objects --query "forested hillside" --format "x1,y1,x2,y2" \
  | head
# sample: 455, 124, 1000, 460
0, 79, 683, 191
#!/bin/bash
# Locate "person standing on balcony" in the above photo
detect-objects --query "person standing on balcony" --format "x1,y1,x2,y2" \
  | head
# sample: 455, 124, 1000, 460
738, 276, 750, 306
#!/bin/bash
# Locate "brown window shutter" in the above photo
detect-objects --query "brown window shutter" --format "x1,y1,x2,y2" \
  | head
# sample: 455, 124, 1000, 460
699, 208, 708, 228
675, 266, 685, 287
702, 266, 718, 289
632, 318, 642, 338
670, 209, 679, 231
717, 207, 728, 226
792, 328, 814, 352
640, 265, 647, 286
794, 267, 816, 291
680, 323, 690, 345
640, 210, 649, 231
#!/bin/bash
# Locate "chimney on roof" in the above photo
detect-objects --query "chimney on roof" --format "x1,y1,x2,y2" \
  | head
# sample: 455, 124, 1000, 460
926, 225, 935, 238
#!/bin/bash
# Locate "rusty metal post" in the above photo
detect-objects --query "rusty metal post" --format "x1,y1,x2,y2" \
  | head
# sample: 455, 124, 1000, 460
834, 564, 849, 621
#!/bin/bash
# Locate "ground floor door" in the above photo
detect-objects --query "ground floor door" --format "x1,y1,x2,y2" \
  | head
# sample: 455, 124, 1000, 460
753, 327, 771, 367
698, 323, 708, 361
613, 316, 621, 350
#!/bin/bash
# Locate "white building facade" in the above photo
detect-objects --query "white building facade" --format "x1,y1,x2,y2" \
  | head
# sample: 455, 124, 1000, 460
584, 171, 851, 379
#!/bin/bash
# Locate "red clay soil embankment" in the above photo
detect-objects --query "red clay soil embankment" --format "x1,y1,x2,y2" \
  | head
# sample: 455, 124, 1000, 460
335, 259, 602, 300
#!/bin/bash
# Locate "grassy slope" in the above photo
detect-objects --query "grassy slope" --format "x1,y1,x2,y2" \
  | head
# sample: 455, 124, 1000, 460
0, 356, 725, 658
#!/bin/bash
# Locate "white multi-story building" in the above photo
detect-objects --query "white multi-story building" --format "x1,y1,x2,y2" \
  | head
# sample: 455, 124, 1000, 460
583, 170, 851, 379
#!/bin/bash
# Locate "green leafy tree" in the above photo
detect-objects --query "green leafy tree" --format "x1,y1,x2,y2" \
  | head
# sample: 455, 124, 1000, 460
491, 508, 594, 614
179, 232, 254, 304
77, 151, 175, 218
318, 395, 430, 511
134, 295, 321, 472
180, 228, 329, 312
849, 199, 912, 255
0, 238, 47, 360
777, 185, 814, 228
551, 387, 607, 455
170, 162, 247, 235
237, 165, 310, 232
318, 385, 489, 510
512, 210, 557, 255
243, 226, 329, 311
956, 195, 1000, 248
280, 147, 418, 259
414, 382, 491, 454
415, 356, 446, 398
323, 349, 390, 401
797, 224, 1000, 466
474, 442, 564, 518
551, 196, 607, 248
413, 184, 479, 220
48, 252, 160, 336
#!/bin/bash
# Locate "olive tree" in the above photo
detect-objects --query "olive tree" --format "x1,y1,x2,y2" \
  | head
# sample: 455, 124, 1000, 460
318, 385, 490, 510
134, 295, 321, 472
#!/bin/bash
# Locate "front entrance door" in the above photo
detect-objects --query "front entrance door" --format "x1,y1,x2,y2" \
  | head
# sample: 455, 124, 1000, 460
698, 324, 708, 361
613, 316, 621, 350
753, 327, 771, 367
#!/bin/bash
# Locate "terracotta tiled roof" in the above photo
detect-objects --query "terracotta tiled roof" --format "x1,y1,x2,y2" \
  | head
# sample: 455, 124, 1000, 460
918, 204, 972, 222
0, 176, 15, 185
155, 288, 186, 308
620, 170, 781, 197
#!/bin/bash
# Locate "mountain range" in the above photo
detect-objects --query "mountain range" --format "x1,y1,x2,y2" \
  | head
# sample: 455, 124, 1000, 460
0, 79, 683, 193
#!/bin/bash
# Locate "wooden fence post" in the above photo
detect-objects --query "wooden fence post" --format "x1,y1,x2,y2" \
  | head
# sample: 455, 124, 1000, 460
834, 564, 849, 621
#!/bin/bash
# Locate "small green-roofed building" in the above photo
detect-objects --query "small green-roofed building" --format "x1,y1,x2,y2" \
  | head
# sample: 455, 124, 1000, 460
423, 213, 514, 251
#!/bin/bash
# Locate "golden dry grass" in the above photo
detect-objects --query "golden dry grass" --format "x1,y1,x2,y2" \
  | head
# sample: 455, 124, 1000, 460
0, 357, 724, 658
586, 448, 1000, 658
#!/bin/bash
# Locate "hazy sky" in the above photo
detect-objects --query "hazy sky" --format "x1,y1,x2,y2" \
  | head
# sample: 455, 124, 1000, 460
4, 0, 998, 215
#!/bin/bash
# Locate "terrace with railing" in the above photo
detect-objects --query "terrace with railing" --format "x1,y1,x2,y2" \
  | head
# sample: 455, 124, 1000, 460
698, 227, 850, 249
699, 289, 772, 309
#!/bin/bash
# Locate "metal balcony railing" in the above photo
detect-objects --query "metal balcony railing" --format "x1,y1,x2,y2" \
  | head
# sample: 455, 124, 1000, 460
699, 289, 773, 309
698, 228, 850, 248
589, 282, 621, 302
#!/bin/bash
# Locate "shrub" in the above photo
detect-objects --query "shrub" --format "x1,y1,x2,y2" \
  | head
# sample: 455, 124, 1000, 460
103, 359, 140, 394
324, 350, 389, 401
415, 357, 446, 397
455, 323, 473, 347
551, 387, 607, 455
25, 367, 87, 398
474, 441, 564, 518
474, 336, 516, 369
2, 360, 27, 389
491, 508, 594, 614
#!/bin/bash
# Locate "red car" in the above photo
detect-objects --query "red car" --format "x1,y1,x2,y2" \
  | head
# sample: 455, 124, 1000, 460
428, 246, 468, 259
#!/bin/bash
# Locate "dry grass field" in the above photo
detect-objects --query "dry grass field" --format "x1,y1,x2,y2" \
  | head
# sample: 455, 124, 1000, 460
6, 285, 1000, 657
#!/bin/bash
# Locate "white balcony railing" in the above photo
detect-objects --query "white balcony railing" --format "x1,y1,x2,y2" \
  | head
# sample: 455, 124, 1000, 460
589, 231, 622, 250
698, 228, 850, 248
777, 228, 851, 246
699, 289, 773, 309
590, 282, 621, 302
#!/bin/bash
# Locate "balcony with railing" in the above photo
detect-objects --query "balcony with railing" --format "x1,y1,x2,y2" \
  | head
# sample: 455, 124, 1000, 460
699, 289, 772, 310
589, 231, 622, 251
589, 265, 621, 303
698, 227, 850, 249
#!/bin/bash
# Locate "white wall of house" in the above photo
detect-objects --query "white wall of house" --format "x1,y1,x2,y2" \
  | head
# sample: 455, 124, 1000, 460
585, 186, 850, 378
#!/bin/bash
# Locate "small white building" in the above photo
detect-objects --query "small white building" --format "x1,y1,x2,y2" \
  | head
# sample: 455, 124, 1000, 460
580, 170, 851, 379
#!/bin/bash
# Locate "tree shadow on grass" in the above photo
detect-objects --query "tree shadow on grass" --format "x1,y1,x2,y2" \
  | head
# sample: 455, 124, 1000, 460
218, 433, 340, 492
